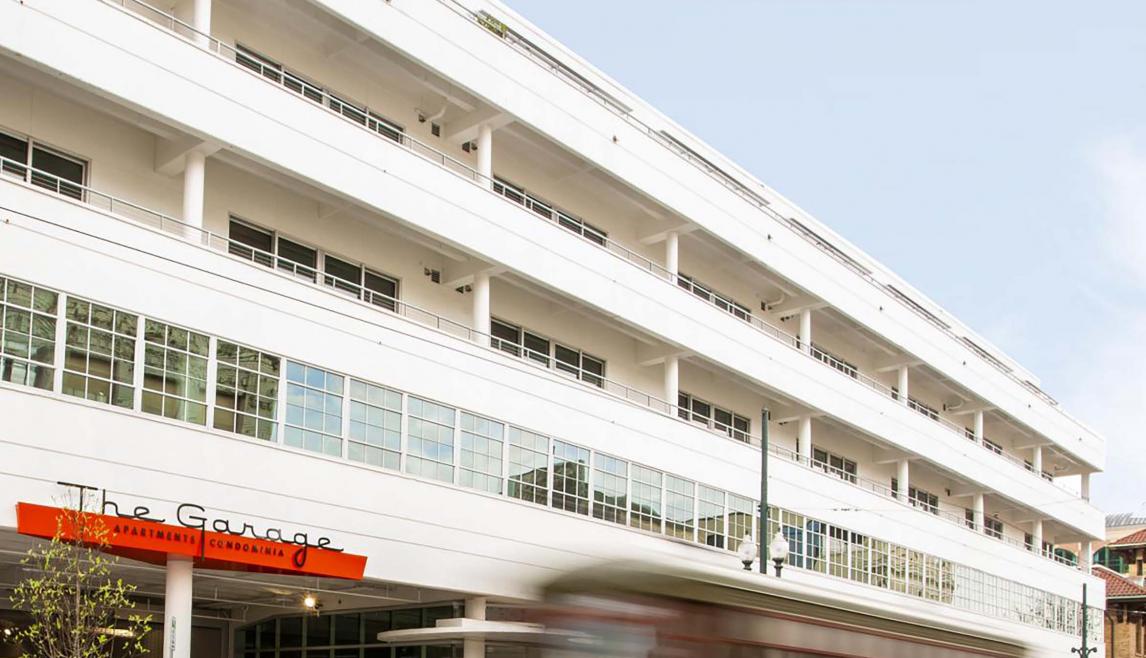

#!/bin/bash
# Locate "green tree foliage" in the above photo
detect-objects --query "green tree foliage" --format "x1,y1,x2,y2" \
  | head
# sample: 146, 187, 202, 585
10, 499, 152, 658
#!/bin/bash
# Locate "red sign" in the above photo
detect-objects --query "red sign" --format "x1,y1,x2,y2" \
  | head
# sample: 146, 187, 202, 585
16, 503, 366, 580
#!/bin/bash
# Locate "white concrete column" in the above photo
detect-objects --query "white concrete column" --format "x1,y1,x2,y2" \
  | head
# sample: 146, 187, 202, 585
463, 597, 486, 658
1081, 540, 1092, 569
896, 459, 910, 501
797, 415, 812, 463
663, 355, 679, 408
1032, 445, 1043, 475
897, 365, 910, 404
162, 555, 193, 658
472, 272, 490, 347
181, 151, 206, 237
1081, 472, 1091, 501
1032, 519, 1044, 555
665, 230, 679, 278
191, 0, 212, 47
799, 308, 812, 354
973, 410, 984, 444
477, 124, 493, 189
972, 493, 984, 532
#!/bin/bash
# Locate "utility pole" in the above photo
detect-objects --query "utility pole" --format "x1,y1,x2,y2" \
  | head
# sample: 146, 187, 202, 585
759, 408, 769, 574
1072, 583, 1097, 657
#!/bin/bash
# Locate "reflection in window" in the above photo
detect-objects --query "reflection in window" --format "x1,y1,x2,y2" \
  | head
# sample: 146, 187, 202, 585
62, 297, 136, 408
141, 320, 208, 424
507, 427, 548, 505
459, 412, 503, 494
552, 440, 589, 515
406, 397, 455, 483
664, 475, 695, 540
592, 453, 627, 525
349, 380, 402, 470
284, 361, 344, 456
214, 342, 279, 440
629, 465, 662, 533
726, 494, 754, 552
697, 485, 725, 548
0, 277, 57, 390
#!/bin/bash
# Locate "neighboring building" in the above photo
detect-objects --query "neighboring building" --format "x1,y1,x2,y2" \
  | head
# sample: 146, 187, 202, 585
0, 0, 1105, 656
1094, 566, 1146, 658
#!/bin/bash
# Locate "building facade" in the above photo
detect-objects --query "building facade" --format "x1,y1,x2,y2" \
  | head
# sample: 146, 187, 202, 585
0, 0, 1106, 656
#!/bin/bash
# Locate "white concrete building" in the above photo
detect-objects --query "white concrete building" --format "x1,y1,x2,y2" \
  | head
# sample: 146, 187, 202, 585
0, 0, 1105, 656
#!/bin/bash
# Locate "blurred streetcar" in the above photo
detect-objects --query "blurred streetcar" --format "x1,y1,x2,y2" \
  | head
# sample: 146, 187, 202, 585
534, 560, 1030, 658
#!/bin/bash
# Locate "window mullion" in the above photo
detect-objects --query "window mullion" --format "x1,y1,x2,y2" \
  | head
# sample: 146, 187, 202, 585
130, 314, 145, 412
50, 295, 67, 394
204, 335, 218, 432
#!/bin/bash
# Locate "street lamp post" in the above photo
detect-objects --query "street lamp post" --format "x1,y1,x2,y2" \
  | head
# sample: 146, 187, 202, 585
759, 408, 770, 574
1072, 583, 1097, 657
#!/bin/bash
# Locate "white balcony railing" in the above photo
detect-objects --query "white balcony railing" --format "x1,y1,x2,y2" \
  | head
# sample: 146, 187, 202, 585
438, 0, 1089, 441
90, 0, 1080, 494
0, 158, 1084, 571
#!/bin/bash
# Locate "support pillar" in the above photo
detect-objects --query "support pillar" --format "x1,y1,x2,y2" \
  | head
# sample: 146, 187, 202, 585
972, 493, 984, 532
477, 124, 493, 189
665, 230, 679, 279
472, 272, 490, 347
463, 597, 486, 658
973, 410, 984, 444
799, 308, 812, 354
163, 555, 193, 658
1032, 519, 1044, 555
896, 459, 910, 501
1081, 472, 1091, 501
663, 355, 679, 409
1081, 540, 1092, 569
1032, 445, 1043, 475
897, 365, 910, 404
797, 415, 812, 463
191, 0, 212, 47
182, 150, 206, 237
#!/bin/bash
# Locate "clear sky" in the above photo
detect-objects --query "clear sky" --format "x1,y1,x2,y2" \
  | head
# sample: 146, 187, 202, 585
506, 0, 1146, 516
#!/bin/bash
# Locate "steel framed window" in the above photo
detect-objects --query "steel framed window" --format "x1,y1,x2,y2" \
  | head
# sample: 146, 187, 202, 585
214, 341, 280, 441
284, 361, 344, 457
61, 297, 136, 408
552, 440, 590, 515
0, 277, 57, 390
697, 485, 725, 548
591, 453, 628, 525
459, 412, 504, 494
507, 426, 549, 505
664, 475, 696, 540
348, 379, 402, 470
141, 319, 209, 425
405, 396, 455, 483
629, 465, 663, 533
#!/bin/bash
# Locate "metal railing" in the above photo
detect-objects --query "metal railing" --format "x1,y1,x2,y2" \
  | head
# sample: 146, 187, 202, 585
96, 0, 1074, 493
766, 441, 1080, 569
439, 0, 1086, 436
0, 156, 1085, 570
490, 179, 672, 281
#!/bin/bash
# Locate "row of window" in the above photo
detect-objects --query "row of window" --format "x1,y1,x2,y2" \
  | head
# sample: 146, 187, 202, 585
490, 318, 605, 387
235, 45, 405, 143
492, 177, 607, 247
677, 392, 751, 443
4, 116, 1055, 522
0, 128, 86, 200
0, 274, 1096, 638
228, 217, 400, 311
676, 273, 752, 321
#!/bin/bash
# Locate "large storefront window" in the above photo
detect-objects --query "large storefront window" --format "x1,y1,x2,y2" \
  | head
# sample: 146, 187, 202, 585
235, 605, 543, 658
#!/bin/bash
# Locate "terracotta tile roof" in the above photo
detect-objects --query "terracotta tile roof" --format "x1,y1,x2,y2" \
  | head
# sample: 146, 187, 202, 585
1109, 528, 1146, 547
1093, 565, 1146, 599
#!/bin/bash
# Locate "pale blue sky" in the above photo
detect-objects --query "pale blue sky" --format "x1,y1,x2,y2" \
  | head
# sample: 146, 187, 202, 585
507, 0, 1146, 515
